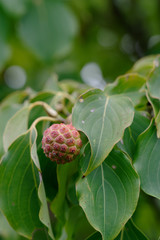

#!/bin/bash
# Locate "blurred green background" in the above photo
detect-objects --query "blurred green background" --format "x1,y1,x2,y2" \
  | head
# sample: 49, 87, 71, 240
1, 0, 160, 100
0, 0, 160, 239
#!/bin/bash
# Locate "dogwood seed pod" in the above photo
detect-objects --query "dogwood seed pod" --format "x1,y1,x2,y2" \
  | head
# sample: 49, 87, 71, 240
42, 123, 82, 164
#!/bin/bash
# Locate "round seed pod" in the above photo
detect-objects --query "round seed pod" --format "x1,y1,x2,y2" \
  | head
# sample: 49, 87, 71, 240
42, 123, 82, 164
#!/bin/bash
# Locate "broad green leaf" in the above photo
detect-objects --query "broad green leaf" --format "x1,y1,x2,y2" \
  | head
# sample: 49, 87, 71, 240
38, 147, 58, 201
3, 101, 57, 151
129, 55, 158, 77
79, 141, 91, 175
31, 127, 54, 239
59, 80, 89, 95
105, 73, 146, 105
0, 104, 21, 157
133, 120, 160, 199
0, 127, 55, 239
18, 0, 78, 60
3, 106, 30, 151
30, 126, 41, 170
72, 89, 134, 175
0, 90, 28, 106
32, 228, 52, 240
51, 160, 78, 224
76, 149, 140, 240
28, 105, 48, 128
85, 232, 102, 240
31, 117, 58, 202
0, 131, 42, 238
65, 206, 95, 240
66, 176, 79, 205
38, 182, 54, 239
0, 90, 29, 158
115, 220, 148, 240
30, 92, 55, 104
133, 192, 160, 239
147, 55, 160, 99
122, 111, 150, 158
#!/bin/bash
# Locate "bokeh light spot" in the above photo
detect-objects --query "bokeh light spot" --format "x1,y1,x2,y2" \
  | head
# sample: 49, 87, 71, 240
4, 65, 27, 89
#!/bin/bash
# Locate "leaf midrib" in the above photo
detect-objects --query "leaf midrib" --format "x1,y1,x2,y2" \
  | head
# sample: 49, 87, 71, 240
91, 97, 109, 166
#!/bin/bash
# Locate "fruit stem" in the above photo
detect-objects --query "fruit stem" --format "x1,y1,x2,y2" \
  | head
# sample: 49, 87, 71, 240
30, 101, 65, 122
30, 116, 57, 129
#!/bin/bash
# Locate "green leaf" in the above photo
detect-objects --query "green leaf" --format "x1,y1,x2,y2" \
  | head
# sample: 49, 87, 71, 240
129, 55, 158, 77
122, 111, 150, 158
85, 232, 102, 240
133, 192, 160, 239
115, 220, 149, 240
66, 176, 79, 205
0, 128, 54, 239
30, 92, 55, 104
79, 141, 91, 175
30, 126, 55, 239
59, 80, 89, 95
1, 91, 28, 106
51, 160, 78, 224
76, 149, 140, 240
147, 55, 160, 99
105, 73, 146, 106
72, 89, 134, 175
0, 90, 29, 157
18, 0, 78, 61
3, 100, 58, 152
0, 131, 42, 238
0, 104, 21, 157
28, 106, 47, 130
133, 120, 160, 199
32, 228, 52, 240
65, 206, 95, 240
3, 106, 30, 151
38, 147, 58, 201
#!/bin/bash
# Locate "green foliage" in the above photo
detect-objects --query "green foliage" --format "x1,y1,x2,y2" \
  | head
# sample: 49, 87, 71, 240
114, 220, 149, 240
77, 149, 139, 240
1, 0, 160, 98
0, 132, 43, 238
87, 220, 149, 240
1, 0, 160, 239
0, 91, 29, 157
0, 55, 160, 240
72, 89, 134, 175
134, 121, 160, 199
18, 0, 78, 61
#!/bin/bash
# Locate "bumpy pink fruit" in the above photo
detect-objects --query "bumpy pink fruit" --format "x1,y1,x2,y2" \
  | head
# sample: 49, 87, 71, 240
42, 123, 82, 164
